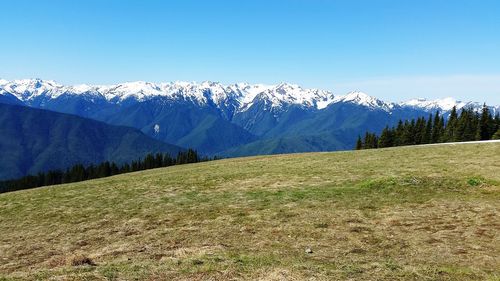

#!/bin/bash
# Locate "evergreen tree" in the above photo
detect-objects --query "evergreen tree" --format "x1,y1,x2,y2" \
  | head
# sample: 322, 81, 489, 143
120, 163, 131, 173
164, 154, 173, 166
394, 120, 404, 146
492, 129, 500, 140
36, 172, 45, 187
354, 103, 496, 156
186, 149, 199, 163
98, 162, 112, 177
443, 106, 458, 142
131, 160, 140, 171
1, 149, 212, 193
495, 113, 500, 130
355, 136, 363, 150
364, 132, 371, 149
456, 108, 474, 141
421, 114, 433, 144
431, 111, 442, 143
155, 153, 164, 168
477, 104, 495, 140
144, 154, 155, 170
378, 126, 393, 148
399, 120, 410, 145
363, 132, 378, 149
110, 163, 119, 175
438, 116, 445, 142
414, 117, 425, 144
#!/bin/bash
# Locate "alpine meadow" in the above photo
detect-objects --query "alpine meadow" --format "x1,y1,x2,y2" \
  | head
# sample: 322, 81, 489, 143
1, 1, 500, 280
0, 143, 499, 280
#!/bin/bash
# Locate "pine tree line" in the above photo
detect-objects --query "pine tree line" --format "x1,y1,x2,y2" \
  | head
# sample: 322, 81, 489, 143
356, 104, 500, 150
0, 149, 214, 193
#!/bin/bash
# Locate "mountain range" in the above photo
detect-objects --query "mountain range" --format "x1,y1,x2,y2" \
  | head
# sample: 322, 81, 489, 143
0, 103, 183, 180
1, 79, 498, 159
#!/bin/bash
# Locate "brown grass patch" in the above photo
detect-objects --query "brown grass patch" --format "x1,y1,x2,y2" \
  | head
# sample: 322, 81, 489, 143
67, 254, 96, 266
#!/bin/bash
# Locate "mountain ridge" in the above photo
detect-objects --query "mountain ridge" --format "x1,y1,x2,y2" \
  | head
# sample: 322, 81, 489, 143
2, 78, 498, 156
2, 78, 497, 114
0, 103, 184, 180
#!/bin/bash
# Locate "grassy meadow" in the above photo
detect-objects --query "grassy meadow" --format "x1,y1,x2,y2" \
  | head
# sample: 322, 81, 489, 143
0, 143, 499, 280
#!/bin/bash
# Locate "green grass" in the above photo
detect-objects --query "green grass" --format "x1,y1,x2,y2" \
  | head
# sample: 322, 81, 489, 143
0, 143, 499, 280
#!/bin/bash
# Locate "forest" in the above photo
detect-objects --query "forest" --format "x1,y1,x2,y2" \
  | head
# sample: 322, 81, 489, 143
0, 149, 213, 193
357, 105, 500, 150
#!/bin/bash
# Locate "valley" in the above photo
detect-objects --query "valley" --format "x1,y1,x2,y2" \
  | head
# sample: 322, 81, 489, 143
2, 79, 497, 156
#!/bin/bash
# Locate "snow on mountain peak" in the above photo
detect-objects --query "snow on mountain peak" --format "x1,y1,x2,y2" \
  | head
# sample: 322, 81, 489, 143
341, 91, 372, 102
1, 79, 496, 114
71, 84, 96, 93
0, 78, 64, 100
235, 82, 334, 111
332, 91, 393, 111
102, 81, 164, 100
400, 97, 470, 111
0, 79, 333, 108
0, 79, 399, 112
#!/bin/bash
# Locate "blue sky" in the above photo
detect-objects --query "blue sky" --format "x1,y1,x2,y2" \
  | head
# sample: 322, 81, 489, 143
1, 0, 499, 103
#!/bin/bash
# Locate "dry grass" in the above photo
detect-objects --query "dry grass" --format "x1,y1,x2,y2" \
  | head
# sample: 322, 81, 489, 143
0, 143, 499, 280
67, 254, 96, 267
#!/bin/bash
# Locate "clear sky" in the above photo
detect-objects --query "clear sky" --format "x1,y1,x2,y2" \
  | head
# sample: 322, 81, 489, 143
1, 0, 499, 104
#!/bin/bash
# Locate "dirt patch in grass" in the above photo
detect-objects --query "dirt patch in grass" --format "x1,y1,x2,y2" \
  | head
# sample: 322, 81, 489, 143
67, 254, 96, 266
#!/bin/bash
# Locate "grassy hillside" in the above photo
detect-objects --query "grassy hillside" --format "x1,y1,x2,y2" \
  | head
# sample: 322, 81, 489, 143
0, 143, 499, 280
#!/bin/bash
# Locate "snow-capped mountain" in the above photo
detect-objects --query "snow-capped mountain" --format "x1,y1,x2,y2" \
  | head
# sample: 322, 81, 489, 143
1, 78, 498, 156
0, 79, 335, 111
331, 91, 394, 112
2, 79, 495, 114
0, 79, 64, 100
399, 97, 482, 112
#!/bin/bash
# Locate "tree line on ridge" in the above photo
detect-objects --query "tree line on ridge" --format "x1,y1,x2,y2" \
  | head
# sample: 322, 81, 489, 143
0, 149, 214, 193
356, 104, 500, 150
